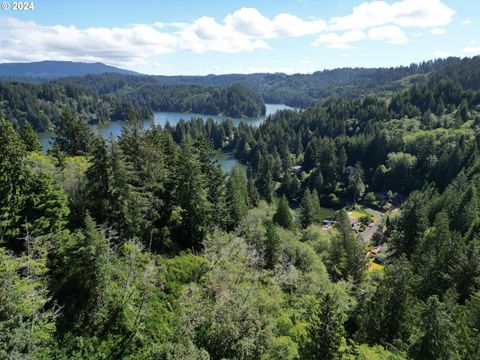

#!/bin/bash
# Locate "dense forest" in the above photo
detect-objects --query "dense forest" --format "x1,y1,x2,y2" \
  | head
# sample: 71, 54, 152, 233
2, 56, 480, 359
58, 56, 480, 108
0, 81, 265, 131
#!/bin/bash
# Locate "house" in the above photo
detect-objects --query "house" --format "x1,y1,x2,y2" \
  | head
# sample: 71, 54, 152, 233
370, 246, 381, 255
291, 165, 302, 173
322, 219, 337, 225
367, 246, 382, 258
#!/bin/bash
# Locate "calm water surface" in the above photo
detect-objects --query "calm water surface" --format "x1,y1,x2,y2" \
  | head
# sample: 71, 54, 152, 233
37, 103, 292, 172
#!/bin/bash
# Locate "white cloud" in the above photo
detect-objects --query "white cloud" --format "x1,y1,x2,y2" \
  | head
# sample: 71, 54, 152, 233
213, 65, 300, 74
412, 32, 423, 37
431, 28, 446, 35
368, 25, 407, 44
0, 1, 457, 64
461, 19, 471, 25
312, 25, 406, 49
312, 30, 367, 49
0, 9, 328, 62
177, 16, 269, 53
179, 8, 327, 53
329, 0, 454, 30
0, 17, 177, 65
462, 47, 480, 54
434, 50, 451, 57
311, 0, 453, 50
225, 8, 326, 38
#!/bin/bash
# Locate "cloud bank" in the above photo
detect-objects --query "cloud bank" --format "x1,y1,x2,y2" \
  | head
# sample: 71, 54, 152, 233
0, 0, 455, 65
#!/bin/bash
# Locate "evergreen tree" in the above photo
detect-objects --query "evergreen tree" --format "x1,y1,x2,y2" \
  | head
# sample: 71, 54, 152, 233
359, 259, 416, 345
348, 162, 365, 205
21, 172, 69, 238
414, 212, 456, 299
174, 140, 211, 250
273, 195, 294, 230
411, 296, 460, 360
264, 219, 281, 269
19, 122, 42, 152
0, 116, 28, 248
311, 169, 324, 195
456, 100, 469, 122
393, 190, 430, 256
53, 108, 92, 156
226, 165, 249, 230
0, 246, 54, 357
256, 157, 274, 203
85, 137, 110, 224
247, 177, 260, 207
51, 215, 111, 334
208, 164, 229, 231
107, 140, 147, 240
300, 189, 314, 228
328, 210, 366, 282
301, 294, 345, 360
311, 189, 322, 222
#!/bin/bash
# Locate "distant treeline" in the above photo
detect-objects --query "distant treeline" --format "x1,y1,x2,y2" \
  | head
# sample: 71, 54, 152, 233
102, 56, 478, 108
2, 56, 480, 132
0, 80, 265, 131
49, 56, 480, 112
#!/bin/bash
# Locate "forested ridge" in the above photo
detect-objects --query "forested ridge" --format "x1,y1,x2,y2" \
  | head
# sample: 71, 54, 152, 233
91, 56, 477, 108
2, 56, 480, 359
0, 80, 265, 131
2, 56, 479, 132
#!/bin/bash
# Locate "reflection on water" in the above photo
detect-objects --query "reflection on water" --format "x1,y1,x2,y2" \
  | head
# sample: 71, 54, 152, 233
37, 103, 293, 172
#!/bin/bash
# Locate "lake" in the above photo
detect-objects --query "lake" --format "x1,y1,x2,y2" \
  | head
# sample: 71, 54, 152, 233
37, 103, 292, 172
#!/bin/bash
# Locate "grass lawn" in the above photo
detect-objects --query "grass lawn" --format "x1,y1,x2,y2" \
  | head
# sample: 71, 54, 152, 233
319, 207, 335, 222
368, 259, 384, 272
350, 210, 366, 218
350, 208, 375, 223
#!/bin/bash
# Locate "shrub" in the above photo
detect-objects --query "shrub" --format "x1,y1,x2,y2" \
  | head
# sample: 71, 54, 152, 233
364, 192, 376, 203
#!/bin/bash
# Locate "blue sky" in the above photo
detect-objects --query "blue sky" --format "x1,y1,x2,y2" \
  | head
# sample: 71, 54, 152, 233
0, 0, 478, 74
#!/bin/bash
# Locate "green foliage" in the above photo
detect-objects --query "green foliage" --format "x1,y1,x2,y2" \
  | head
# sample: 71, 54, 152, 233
264, 219, 281, 269
19, 122, 42, 152
301, 293, 345, 360
363, 192, 376, 203
353, 344, 407, 359
22, 172, 69, 238
0, 115, 28, 246
410, 296, 461, 360
226, 165, 249, 230
53, 108, 92, 156
349, 162, 365, 205
3, 57, 480, 359
273, 195, 294, 230
107, 140, 148, 240
300, 189, 321, 228
173, 140, 212, 249
358, 259, 417, 346
0, 246, 54, 359
327, 210, 366, 283
50, 215, 111, 334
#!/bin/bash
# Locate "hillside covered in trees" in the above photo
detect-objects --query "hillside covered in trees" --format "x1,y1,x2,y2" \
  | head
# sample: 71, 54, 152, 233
2, 56, 480, 359
0, 80, 265, 131
3, 57, 479, 132
62, 56, 478, 108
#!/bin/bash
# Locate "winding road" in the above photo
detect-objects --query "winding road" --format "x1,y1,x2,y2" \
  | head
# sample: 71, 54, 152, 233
359, 208, 383, 243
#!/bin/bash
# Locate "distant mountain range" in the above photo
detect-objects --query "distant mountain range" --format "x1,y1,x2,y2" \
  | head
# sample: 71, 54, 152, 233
0, 60, 139, 79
